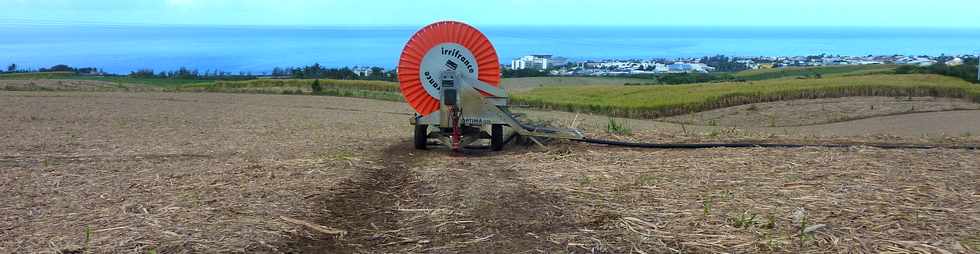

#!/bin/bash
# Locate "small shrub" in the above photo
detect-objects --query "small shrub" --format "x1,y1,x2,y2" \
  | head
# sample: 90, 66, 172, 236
702, 198, 713, 216
765, 235, 784, 252
796, 210, 811, 251
84, 226, 92, 253
729, 211, 758, 228
606, 118, 632, 135
762, 213, 777, 229
634, 174, 657, 186
706, 130, 720, 137
311, 79, 322, 94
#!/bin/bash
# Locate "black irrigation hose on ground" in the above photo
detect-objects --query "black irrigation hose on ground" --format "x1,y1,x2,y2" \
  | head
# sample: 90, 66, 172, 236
572, 138, 980, 150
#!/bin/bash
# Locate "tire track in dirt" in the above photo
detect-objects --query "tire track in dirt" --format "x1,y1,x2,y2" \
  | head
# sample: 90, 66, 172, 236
281, 142, 426, 253
281, 142, 604, 253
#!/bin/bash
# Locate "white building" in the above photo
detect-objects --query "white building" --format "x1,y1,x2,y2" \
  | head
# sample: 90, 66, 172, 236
511, 55, 568, 70
911, 59, 938, 66
945, 58, 964, 66
668, 62, 714, 73
896, 57, 937, 66
352, 67, 373, 77
648, 63, 669, 72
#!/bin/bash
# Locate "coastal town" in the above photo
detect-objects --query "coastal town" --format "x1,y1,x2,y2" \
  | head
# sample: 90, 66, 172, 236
506, 54, 977, 76
6, 53, 975, 81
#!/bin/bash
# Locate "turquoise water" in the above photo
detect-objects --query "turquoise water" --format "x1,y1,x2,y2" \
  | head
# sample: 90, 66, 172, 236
2, 24, 979, 74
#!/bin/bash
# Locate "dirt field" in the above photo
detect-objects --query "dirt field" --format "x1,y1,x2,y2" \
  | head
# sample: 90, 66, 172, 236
0, 79, 161, 92
660, 97, 980, 127
519, 106, 980, 143
1, 91, 978, 253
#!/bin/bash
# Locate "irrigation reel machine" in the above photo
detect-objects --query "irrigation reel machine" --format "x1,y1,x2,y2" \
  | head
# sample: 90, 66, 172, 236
397, 21, 583, 152
395, 21, 977, 152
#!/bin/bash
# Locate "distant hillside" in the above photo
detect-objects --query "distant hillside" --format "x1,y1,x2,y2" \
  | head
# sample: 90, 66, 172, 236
734, 64, 898, 81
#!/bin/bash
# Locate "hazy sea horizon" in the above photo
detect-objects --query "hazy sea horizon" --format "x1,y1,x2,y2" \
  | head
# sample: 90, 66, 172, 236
3, 24, 980, 74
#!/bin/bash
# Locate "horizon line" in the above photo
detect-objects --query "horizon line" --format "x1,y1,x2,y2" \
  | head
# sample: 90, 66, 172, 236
3, 18, 980, 30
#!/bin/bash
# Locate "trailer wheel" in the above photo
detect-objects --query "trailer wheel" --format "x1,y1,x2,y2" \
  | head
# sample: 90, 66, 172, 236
491, 124, 504, 151
414, 124, 428, 150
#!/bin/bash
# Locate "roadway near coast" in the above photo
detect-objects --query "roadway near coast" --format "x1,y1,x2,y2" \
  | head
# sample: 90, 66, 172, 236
1, 91, 979, 253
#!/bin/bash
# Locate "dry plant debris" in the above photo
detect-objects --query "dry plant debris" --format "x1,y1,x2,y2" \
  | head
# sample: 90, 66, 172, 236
1, 91, 978, 253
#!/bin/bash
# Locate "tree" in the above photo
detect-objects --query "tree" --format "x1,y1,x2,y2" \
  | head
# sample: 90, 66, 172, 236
897, 63, 979, 83
47, 64, 74, 72
502, 68, 549, 78
895, 65, 919, 74
129, 69, 156, 78
311, 79, 322, 94
699, 55, 750, 72
7, 63, 15, 72
368, 67, 385, 80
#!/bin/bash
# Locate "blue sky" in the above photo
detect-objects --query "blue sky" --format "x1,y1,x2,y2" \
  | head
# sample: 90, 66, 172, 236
2, 0, 979, 27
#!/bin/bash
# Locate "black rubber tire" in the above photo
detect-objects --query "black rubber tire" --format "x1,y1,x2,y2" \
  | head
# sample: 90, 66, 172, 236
490, 124, 504, 151
414, 124, 428, 150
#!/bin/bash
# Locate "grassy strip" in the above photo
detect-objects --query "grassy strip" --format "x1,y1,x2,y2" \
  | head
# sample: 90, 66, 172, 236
1, 72, 213, 88
734, 65, 898, 80
513, 74, 980, 119
0, 71, 77, 79
69, 76, 212, 88
176, 79, 404, 101
179, 79, 399, 92
315, 89, 403, 102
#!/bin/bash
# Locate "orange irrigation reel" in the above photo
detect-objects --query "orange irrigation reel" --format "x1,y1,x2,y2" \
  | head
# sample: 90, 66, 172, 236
397, 21, 501, 116
396, 21, 583, 152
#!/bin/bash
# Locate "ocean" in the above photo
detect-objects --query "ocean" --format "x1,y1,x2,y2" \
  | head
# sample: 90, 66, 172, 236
2, 24, 979, 74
